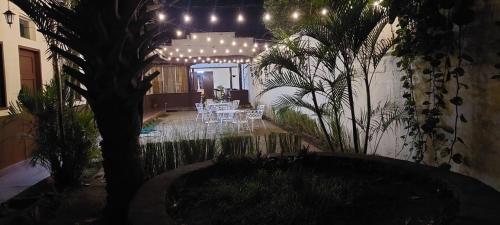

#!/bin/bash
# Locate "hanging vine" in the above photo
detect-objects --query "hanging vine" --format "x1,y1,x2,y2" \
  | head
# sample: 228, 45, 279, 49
389, 0, 475, 167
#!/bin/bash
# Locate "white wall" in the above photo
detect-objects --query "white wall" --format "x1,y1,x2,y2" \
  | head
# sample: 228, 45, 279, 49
192, 63, 245, 90
0, 1, 54, 116
250, 24, 406, 158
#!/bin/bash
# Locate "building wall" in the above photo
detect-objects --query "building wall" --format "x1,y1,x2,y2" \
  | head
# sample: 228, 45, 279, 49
0, 2, 54, 169
251, 0, 500, 191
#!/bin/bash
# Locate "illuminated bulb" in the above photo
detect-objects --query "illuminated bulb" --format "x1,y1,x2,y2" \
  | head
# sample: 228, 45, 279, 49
232, 41, 237, 46
321, 8, 328, 16
202, 60, 206, 63
207, 57, 211, 61
184, 59, 188, 62
192, 34, 198, 39
243, 42, 248, 47
210, 14, 218, 23
188, 55, 192, 59
187, 49, 192, 53
169, 52, 173, 56
198, 56, 202, 60
194, 59, 197, 63
220, 39, 225, 44
176, 30, 183, 37
180, 54, 184, 57
237, 13, 244, 23
167, 57, 171, 61
264, 44, 269, 49
163, 47, 167, 51
213, 49, 217, 53
175, 48, 179, 52
176, 58, 180, 62
225, 49, 230, 54
184, 14, 192, 23
239, 49, 243, 53
200, 49, 204, 53
223, 59, 227, 62
158, 13, 166, 21
291, 11, 300, 20
206, 37, 212, 42
252, 48, 256, 52
254, 43, 258, 48
263, 13, 271, 21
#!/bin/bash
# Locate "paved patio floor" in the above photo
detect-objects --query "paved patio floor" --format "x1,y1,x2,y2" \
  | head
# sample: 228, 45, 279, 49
0, 160, 49, 204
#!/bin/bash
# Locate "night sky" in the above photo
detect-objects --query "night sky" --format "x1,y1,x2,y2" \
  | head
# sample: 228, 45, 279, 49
161, 0, 271, 40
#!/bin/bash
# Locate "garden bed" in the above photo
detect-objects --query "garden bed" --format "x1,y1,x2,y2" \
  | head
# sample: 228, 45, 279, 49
129, 153, 500, 225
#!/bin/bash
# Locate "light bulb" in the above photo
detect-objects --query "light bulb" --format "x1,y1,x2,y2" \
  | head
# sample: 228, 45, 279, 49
239, 49, 243, 53
252, 48, 256, 52
158, 13, 166, 21
176, 58, 180, 62
192, 34, 197, 39
184, 14, 192, 23
220, 39, 225, 44
213, 49, 217, 53
176, 30, 183, 37
225, 49, 230, 54
232, 41, 237, 46
163, 47, 167, 51
237, 13, 244, 23
292, 11, 300, 20
210, 14, 218, 23
200, 49, 204, 53
180, 54, 184, 57
187, 49, 192, 53
169, 52, 173, 56
321, 8, 328, 16
188, 55, 192, 59
207, 37, 212, 42
167, 57, 171, 61
263, 13, 271, 21
175, 48, 179, 52
243, 42, 248, 47
254, 43, 258, 48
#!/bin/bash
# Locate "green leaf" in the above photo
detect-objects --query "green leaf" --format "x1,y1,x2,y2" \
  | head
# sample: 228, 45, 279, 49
450, 96, 463, 106
452, 154, 463, 164
460, 114, 467, 123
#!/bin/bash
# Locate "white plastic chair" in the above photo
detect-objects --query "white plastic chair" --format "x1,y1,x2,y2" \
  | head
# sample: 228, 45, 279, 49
232, 111, 250, 133
195, 103, 205, 121
247, 105, 266, 131
231, 100, 240, 110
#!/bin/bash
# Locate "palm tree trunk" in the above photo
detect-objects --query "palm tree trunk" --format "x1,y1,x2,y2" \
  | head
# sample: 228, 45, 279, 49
333, 107, 345, 152
311, 89, 334, 151
363, 76, 371, 154
93, 97, 145, 224
345, 66, 360, 153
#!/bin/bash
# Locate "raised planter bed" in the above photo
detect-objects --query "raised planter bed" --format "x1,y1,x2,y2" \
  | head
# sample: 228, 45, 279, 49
129, 153, 500, 225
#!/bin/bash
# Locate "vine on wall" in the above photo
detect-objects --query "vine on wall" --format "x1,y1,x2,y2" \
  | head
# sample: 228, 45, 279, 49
389, 0, 475, 167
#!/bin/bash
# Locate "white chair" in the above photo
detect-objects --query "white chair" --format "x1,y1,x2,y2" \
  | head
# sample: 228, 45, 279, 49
195, 103, 205, 121
231, 100, 240, 110
247, 105, 266, 131
232, 111, 250, 133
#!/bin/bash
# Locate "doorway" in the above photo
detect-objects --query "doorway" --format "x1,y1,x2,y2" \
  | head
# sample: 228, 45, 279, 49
202, 72, 214, 99
19, 48, 41, 94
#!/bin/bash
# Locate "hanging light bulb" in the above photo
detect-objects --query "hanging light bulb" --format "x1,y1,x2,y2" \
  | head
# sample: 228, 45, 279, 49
198, 56, 202, 60
254, 43, 258, 48
200, 49, 204, 53
213, 49, 217, 53
291, 11, 300, 20
252, 48, 256, 52
176, 30, 183, 37
194, 59, 197, 63
167, 57, 172, 61
180, 54, 184, 57
158, 12, 166, 21
206, 36, 212, 42
220, 39, 225, 44
263, 13, 271, 22
176, 58, 180, 62
175, 48, 179, 52
163, 47, 167, 51
237, 13, 245, 23
169, 52, 173, 56
192, 34, 198, 39
243, 42, 248, 47
264, 44, 269, 49
239, 49, 243, 53
188, 55, 192, 59
232, 41, 237, 46
225, 49, 230, 54
187, 49, 192, 53
183, 14, 192, 23
321, 8, 328, 16
210, 14, 218, 23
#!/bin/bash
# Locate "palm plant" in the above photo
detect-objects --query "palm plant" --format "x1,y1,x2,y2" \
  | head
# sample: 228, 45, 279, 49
302, 0, 393, 153
11, 0, 172, 222
254, 38, 337, 151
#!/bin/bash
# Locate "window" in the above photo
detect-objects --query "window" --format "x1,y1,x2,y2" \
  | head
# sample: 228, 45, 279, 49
19, 18, 35, 40
0, 44, 6, 107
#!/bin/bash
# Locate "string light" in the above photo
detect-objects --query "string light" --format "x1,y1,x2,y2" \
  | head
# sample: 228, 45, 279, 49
200, 49, 204, 53
263, 13, 271, 21
239, 49, 243, 53
176, 30, 183, 37
291, 11, 300, 20
243, 42, 248, 47
210, 14, 218, 23
183, 14, 192, 23
206, 37, 212, 42
232, 41, 237, 46
169, 52, 173, 56
163, 47, 167, 51
192, 34, 198, 39
187, 49, 192, 53
220, 39, 225, 44
180, 54, 184, 57
175, 48, 179, 52
225, 49, 230, 54
321, 8, 328, 16
213, 49, 217, 53
252, 48, 256, 52
237, 13, 245, 23
254, 43, 258, 48
158, 13, 166, 21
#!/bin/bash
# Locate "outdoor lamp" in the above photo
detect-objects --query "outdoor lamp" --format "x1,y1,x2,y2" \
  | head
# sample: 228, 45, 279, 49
4, 1, 15, 27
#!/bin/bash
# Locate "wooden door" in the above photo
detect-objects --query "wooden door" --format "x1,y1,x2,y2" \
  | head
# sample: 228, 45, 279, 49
203, 72, 214, 99
19, 49, 41, 94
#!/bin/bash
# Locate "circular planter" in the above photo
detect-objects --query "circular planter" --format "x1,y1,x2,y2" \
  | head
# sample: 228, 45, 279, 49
129, 153, 500, 225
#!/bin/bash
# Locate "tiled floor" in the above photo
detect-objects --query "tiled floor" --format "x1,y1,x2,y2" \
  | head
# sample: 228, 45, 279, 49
0, 160, 49, 203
